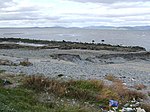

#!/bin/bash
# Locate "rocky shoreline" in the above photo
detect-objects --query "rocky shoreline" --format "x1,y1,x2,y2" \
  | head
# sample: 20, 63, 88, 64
0, 49, 150, 88
0, 38, 150, 111
0, 37, 146, 52
0, 39, 149, 87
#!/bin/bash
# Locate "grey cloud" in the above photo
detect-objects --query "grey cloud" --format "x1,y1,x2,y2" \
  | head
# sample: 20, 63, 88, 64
0, 0, 150, 27
0, 0, 60, 22
0, 0, 16, 8
0, 0, 12, 4
0, 12, 40, 20
120, 15, 150, 21
64, 11, 150, 18
103, 13, 150, 18
1, 6, 40, 21
57, 11, 150, 26
3, 7, 39, 13
0, 11, 60, 21
58, 16, 112, 23
109, 2, 150, 9
68, 0, 150, 3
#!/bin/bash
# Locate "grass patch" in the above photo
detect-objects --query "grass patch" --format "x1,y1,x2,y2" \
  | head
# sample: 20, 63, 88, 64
105, 74, 119, 82
133, 84, 147, 90
141, 103, 150, 112
23, 75, 67, 96
148, 91, 150, 97
0, 78, 3, 86
19, 60, 32, 66
53, 105, 100, 112
0, 74, 147, 112
65, 80, 104, 103
0, 87, 53, 112
0, 86, 99, 112
23, 76, 104, 102
0, 70, 6, 73
68, 80, 104, 92
22, 75, 146, 107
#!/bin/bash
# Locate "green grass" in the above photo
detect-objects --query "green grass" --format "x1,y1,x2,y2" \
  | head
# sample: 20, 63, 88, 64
23, 76, 104, 103
65, 80, 104, 103
148, 91, 150, 97
0, 75, 148, 112
22, 76, 147, 108
0, 79, 3, 86
0, 87, 53, 112
0, 87, 99, 112
69, 80, 103, 92
0, 70, 6, 73
104, 74, 120, 82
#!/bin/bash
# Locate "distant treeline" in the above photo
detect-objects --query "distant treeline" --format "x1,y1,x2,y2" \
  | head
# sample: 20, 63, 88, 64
0, 37, 146, 52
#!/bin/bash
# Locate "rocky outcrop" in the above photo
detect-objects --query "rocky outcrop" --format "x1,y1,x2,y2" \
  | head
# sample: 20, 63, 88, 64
0, 44, 27, 49
50, 54, 81, 62
96, 52, 150, 60
0, 38, 146, 52
0, 59, 15, 66
0, 58, 32, 66
85, 52, 150, 64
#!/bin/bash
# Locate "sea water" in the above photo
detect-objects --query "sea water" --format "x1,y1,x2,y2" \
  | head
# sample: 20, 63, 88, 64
0, 27, 150, 51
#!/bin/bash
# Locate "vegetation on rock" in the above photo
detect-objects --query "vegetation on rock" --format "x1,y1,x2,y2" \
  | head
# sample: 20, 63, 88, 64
0, 37, 146, 52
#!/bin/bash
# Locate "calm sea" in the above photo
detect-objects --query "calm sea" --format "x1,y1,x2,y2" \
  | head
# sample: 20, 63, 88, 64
0, 27, 150, 51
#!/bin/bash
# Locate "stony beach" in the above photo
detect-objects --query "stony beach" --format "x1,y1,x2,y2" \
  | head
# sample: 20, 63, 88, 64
0, 40, 150, 111
0, 48, 150, 89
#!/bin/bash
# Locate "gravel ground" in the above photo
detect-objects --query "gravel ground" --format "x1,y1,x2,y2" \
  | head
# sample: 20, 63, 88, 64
0, 49, 150, 89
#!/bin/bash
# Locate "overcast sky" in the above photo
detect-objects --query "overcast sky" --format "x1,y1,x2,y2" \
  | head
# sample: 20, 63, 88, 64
0, 0, 150, 27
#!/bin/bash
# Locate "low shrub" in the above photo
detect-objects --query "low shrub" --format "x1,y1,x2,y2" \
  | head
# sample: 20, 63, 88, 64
148, 91, 150, 97
0, 70, 6, 73
23, 75, 50, 91
65, 80, 104, 102
68, 80, 104, 92
133, 84, 147, 90
66, 86, 97, 102
98, 80, 146, 106
105, 74, 119, 82
19, 61, 32, 66
0, 86, 101, 112
23, 77, 104, 102
141, 103, 150, 112
54, 105, 100, 112
23, 75, 67, 96
126, 90, 147, 100
22, 75, 147, 108
0, 78, 3, 86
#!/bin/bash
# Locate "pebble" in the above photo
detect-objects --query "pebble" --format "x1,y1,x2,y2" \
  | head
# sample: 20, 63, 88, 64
0, 49, 150, 88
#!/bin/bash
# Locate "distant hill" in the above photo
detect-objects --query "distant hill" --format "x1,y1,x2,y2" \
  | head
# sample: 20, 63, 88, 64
0, 26, 150, 30
84, 26, 150, 30
84, 26, 115, 29
120, 26, 150, 30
